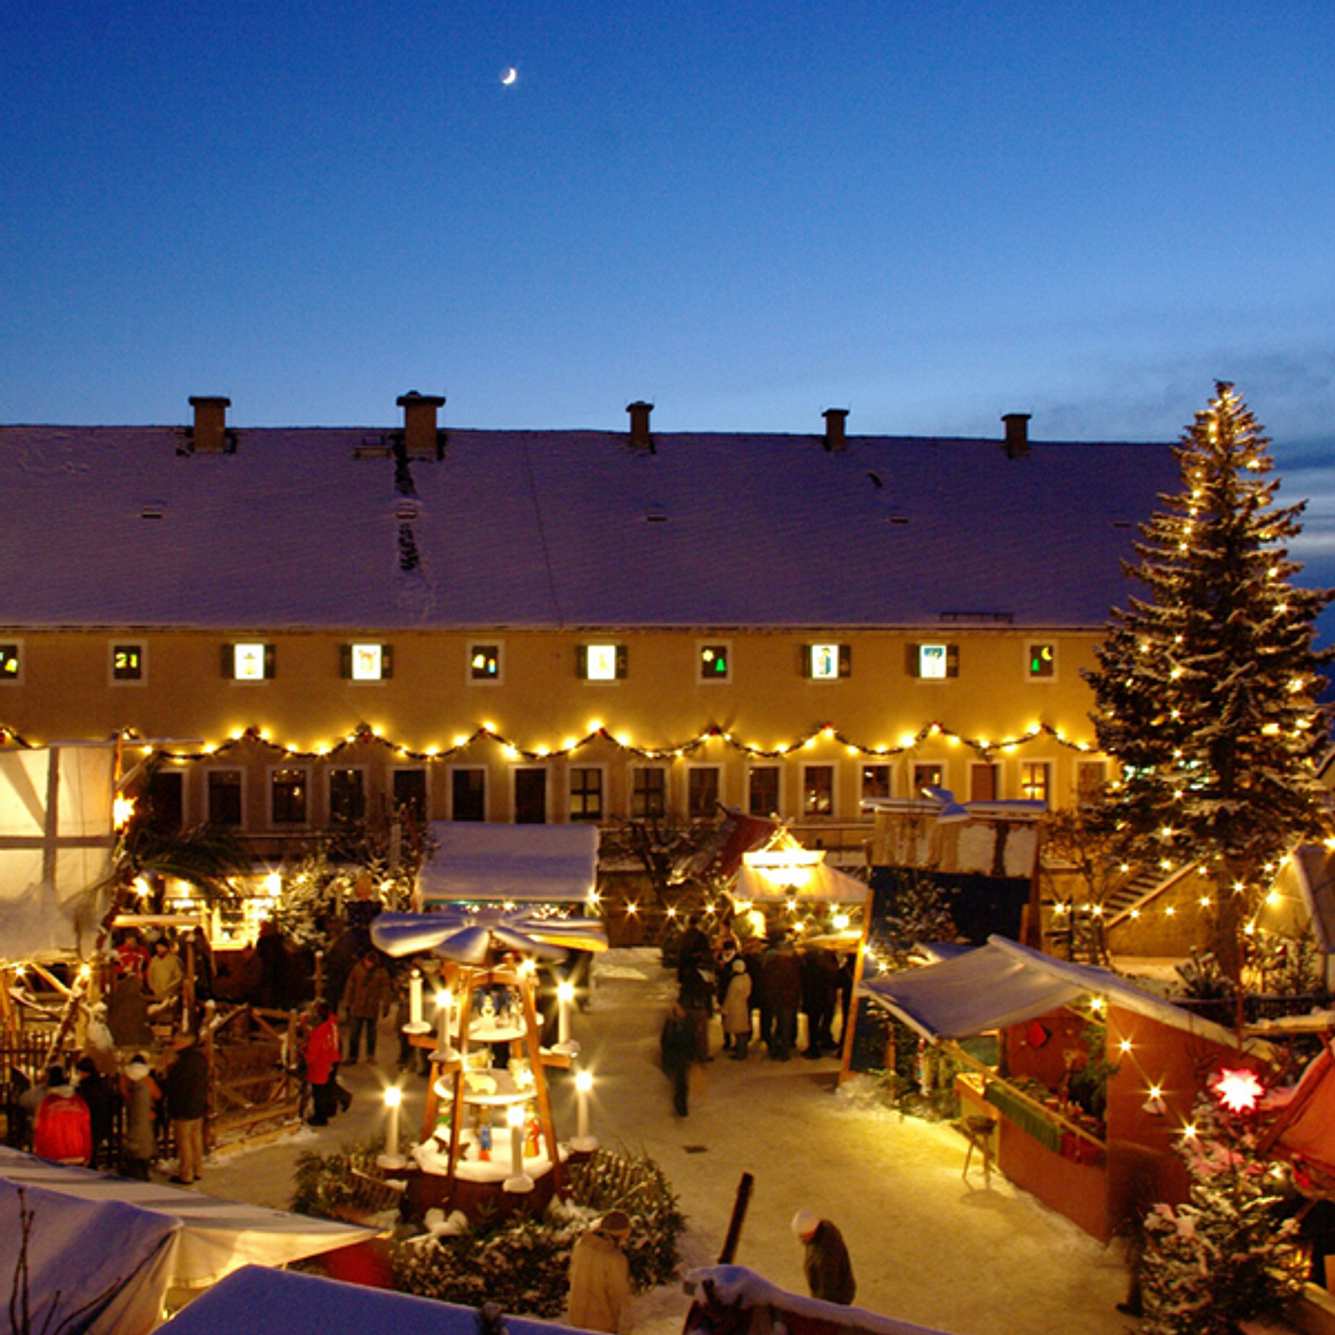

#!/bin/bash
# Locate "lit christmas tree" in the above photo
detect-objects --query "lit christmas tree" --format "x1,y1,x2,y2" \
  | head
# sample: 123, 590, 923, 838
1084, 382, 1333, 974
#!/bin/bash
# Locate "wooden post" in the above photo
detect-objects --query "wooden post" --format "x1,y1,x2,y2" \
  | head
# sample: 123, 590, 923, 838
183, 934, 197, 1031
517, 969, 561, 1189
717, 1171, 754, 1264
837, 887, 874, 1084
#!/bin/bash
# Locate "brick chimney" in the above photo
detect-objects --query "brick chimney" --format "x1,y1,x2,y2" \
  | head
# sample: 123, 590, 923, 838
822, 408, 849, 452
188, 396, 231, 453
626, 400, 654, 451
396, 391, 446, 459
1002, 412, 1032, 459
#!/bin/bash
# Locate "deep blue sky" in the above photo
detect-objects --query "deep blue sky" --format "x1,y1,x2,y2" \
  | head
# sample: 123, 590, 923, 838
4, 2, 1334, 587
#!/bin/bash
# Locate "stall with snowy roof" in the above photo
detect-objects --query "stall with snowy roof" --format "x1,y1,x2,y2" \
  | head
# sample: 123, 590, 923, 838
861, 936, 1261, 1242
369, 826, 606, 1221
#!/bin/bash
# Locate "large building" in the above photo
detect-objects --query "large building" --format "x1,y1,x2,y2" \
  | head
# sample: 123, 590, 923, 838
0, 393, 1178, 864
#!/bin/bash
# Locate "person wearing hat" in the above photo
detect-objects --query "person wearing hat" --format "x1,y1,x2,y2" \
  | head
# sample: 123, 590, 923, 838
722, 957, 753, 1061
32, 1066, 92, 1166
120, 1053, 160, 1180
164, 1031, 209, 1184
567, 1210, 634, 1333
791, 1208, 856, 1306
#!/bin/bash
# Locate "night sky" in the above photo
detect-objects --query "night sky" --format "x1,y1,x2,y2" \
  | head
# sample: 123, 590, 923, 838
4, 3, 1334, 601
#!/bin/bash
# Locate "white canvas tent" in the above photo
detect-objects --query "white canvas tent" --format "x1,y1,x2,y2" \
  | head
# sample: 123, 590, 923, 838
417, 821, 599, 905
160, 1263, 596, 1334
0, 1149, 374, 1333
0, 744, 116, 958
734, 858, 870, 905
860, 935, 1239, 1047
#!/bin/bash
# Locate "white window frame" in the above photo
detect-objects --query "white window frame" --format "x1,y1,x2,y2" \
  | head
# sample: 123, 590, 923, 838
800, 761, 838, 819
466, 640, 504, 686
346, 642, 389, 684
968, 761, 1002, 802
581, 642, 621, 684
858, 762, 892, 806
1018, 757, 1054, 806
567, 762, 608, 823
511, 763, 552, 823
910, 760, 947, 796
267, 763, 311, 829
0, 638, 24, 685
230, 641, 270, 683
326, 763, 369, 825
108, 639, 148, 687
685, 763, 723, 820
202, 765, 246, 830
448, 765, 488, 821
915, 642, 951, 682
696, 639, 733, 685
746, 763, 783, 818
1024, 640, 1059, 684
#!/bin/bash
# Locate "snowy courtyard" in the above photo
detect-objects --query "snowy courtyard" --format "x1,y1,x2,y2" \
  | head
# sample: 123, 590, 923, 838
199, 948, 1132, 1334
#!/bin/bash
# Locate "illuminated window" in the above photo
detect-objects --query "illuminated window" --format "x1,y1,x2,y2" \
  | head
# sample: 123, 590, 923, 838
802, 765, 835, 816
699, 643, 730, 681
688, 767, 720, 819
111, 642, 145, 682
913, 763, 944, 794
803, 642, 851, 680
227, 642, 274, 681
861, 765, 891, 802
908, 642, 958, 680
569, 767, 604, 822
0, 643, 21, 682
328, 768, 366, 824
1020, 761, 1051, 804
469, 643, 501, 682
342, 642, 392, 681
207, 770, 243, 828
578, 643, 627, 681
749, 766, 780, 817
632, 767, 666, 818
1027, 642, 1056, 680
270, 768, 307, 824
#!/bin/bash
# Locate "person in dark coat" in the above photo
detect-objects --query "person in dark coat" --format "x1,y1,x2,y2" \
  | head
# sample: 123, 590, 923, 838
107, 972, 154, 1048
761, 935, 802, 1060
801, 946, 840, 1057
792, 1209, 856, 1306
255, 919, 288, 1010
677, 920, 716, 1061
73, 1057, 117, 1168
164, 1032, 209, 1184
661, 1000, 695, 1117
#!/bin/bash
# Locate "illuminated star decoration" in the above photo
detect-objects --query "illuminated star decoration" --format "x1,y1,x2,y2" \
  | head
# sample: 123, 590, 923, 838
1212, 1067, 1264, 1114
371, 909, 606, 965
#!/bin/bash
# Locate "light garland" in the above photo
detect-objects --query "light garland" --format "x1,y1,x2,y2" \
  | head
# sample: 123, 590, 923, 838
0, 718, 1107, 765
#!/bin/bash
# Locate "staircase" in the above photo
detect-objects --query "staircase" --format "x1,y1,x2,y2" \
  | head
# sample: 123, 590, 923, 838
1104, 862, 1201, 930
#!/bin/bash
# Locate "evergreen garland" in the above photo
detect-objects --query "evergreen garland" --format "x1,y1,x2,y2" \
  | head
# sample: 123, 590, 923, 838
1083, 382, 1334, 970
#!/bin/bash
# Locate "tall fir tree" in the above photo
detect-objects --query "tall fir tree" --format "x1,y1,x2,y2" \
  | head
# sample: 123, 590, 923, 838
1084, 382, 1333, 972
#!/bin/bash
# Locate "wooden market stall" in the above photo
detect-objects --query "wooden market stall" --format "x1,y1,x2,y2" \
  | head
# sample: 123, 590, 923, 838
862, 936, 1258, 1242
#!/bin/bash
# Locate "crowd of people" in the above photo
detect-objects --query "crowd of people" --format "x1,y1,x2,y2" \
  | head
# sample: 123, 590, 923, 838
661, 916, 855, 1116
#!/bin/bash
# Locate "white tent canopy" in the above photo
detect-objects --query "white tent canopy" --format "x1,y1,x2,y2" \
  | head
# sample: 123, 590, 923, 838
0, 744, 115, 958
161, 1263, 597, 1334
417, 821, 599, 904
0, 1149, 373, 1333
733, 860, 869, 905
861, 936, 1240, 1048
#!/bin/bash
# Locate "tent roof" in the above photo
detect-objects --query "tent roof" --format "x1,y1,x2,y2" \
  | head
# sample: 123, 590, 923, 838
734, 860, 870, 905
0, 1149, 373, 1290
861, 936, 1241, 1047
418, 822, 598, 903
160, 1263, 596, 1334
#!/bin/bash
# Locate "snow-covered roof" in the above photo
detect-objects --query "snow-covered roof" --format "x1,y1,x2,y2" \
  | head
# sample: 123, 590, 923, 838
0, 425, 1177, 629
417, 821, 599, 903
861, 935, 1242, 1047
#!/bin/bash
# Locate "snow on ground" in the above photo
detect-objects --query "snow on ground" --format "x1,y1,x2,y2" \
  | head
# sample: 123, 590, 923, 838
203, 949, 1130, 1335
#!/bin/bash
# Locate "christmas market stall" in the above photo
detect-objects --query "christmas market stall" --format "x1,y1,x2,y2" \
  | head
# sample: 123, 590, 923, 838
861, 936, 1257, 1242
0, 1147, 374, 1334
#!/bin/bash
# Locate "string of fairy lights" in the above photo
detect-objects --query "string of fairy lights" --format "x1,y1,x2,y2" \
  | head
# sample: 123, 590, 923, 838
0, 716, 1106, 764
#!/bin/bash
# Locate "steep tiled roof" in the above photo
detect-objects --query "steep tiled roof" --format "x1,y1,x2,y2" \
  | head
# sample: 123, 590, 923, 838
0, 424, 1178, 629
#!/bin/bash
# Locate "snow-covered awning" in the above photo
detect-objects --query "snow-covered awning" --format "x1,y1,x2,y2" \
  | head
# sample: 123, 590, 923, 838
861, 936, 1241, 1047
160, 1264, 598, 1334
417, 822, 598, 904
0, 1150, 373, 1333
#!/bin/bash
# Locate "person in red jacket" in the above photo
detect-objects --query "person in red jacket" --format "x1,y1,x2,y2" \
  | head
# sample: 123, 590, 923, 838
33, 1066, 92, 1166
304, 1000, 340, 1126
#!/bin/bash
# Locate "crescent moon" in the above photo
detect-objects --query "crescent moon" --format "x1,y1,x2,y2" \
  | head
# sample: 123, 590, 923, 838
501, 67, 518, 86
